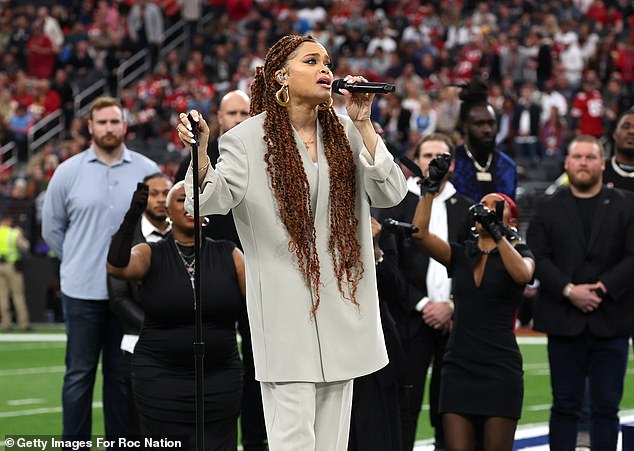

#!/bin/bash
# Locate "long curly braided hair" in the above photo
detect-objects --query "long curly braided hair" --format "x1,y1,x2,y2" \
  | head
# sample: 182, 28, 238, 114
250, 34, 363, 316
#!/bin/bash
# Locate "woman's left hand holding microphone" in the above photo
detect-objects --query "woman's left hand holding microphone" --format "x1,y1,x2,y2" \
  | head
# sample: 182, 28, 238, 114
177, 110, 211, 177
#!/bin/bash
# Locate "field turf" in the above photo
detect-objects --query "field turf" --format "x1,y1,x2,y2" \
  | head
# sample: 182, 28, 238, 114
2, 329, 634, 449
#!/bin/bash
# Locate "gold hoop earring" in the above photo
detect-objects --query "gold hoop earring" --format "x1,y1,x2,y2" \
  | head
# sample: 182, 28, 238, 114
275, 85, 290, 107
318, 97, 333, 110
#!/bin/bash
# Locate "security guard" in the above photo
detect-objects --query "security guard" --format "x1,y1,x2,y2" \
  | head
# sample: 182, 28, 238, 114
0, 215, 31, 331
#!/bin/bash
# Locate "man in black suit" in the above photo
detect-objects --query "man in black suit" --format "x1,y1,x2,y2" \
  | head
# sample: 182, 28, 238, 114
375, 133, 472, 451
527, 135, 634, 451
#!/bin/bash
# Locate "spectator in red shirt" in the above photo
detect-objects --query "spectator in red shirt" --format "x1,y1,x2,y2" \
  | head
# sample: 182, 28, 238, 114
26, 22, 56, 80
33, 80, 62, 118
571, 71, 605, 138
604, 4, 624, 33
12, 79, 34, 109
615, 41, 634, 83
615, 40, 634, 104
585, 0, 607, 26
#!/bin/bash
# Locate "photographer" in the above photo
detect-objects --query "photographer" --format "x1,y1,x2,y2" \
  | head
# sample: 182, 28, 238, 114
411, 152, 535, 451
374, 134, 471, 450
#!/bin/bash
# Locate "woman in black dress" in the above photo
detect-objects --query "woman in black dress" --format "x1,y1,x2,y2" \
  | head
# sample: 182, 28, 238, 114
411, 155, 535, 451
107, 181, 246, 451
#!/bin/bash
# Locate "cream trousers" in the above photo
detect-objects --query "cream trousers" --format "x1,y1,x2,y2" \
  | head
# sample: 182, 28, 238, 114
260, 379, 354, 451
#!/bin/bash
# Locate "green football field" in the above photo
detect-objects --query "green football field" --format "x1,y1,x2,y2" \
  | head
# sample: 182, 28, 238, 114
2, 329, 634, 449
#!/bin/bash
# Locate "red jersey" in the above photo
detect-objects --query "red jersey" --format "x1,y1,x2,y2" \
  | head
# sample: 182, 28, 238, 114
572, 90, 604, 138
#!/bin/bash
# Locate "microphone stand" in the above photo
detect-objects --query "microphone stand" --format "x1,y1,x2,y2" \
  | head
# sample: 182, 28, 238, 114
188, 114, 205, 451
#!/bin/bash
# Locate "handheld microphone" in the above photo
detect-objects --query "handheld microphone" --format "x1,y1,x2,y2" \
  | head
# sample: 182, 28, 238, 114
382, 218, 419, 234
332, 79, 395, 95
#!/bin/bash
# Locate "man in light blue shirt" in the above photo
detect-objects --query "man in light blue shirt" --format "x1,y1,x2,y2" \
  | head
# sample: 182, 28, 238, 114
42, 97, 159, 444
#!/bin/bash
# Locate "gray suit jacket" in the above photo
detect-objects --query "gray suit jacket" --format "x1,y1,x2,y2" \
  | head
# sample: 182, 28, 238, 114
185, 112, 407, 382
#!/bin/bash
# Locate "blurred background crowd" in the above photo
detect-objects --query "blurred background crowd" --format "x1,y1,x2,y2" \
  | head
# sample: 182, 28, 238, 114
0, 0, 632, 322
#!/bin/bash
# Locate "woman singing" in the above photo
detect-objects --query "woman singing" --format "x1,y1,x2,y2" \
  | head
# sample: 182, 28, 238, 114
177, 34, 407, 450
107, 181, 246, 450
412, 154, 535, 451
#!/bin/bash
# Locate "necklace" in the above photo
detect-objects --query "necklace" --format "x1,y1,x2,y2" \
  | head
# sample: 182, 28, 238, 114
297, 127, 316, 149
174, 240, 195, 278
611, 156, 634, 178
464, 145, 493, 172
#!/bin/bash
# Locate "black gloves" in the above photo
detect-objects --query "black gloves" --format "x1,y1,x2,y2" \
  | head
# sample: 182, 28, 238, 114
420, 152, 452, 196
124, 183, 149, 225
469, 203, 506, 242
107, 183, 148, 268
501, 225, 522, 244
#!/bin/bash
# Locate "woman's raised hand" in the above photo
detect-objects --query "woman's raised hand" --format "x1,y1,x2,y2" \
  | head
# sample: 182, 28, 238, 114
176, 110, 210, 156
339, 75, 375, 123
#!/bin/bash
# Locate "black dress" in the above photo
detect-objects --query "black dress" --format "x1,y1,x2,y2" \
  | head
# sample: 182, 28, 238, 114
439, 240, 533, 419
133, 236, 244, 450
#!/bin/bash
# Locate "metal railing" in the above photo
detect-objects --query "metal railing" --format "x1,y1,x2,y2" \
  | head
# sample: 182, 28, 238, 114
27, 109, 65, 159
116, 19, 188, 97
116, 48, 151, 98
1, 142, 17, 168
27, 14, 195, 160
74, 78, 108, 118
160, 19, 186, 59
197, 11, 214, 32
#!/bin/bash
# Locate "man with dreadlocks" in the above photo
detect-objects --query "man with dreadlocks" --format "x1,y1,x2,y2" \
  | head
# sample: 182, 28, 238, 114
177, 34, 407, 450
453, 77, 518, 201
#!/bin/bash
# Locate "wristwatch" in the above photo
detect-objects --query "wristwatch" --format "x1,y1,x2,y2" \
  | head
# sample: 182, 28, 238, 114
563, 283, 575, 298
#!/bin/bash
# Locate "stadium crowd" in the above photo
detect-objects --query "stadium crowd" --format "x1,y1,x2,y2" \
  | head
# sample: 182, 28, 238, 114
0, 0, 633, 250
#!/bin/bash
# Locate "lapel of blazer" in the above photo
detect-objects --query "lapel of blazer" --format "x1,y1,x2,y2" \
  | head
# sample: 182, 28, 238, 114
293, 125, 320, 213
587, 187, 611, 251
561, 188, 587, 249
400, 193, 430, 292
313, 121, 328, 226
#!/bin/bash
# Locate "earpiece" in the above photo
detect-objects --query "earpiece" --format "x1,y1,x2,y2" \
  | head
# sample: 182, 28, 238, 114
277, 73, 285, 83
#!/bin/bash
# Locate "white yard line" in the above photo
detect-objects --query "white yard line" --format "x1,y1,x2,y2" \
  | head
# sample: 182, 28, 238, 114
0, 366, 66, 376
0, 402, 103, 418
7, 399, 46, 406
0, 333, 67, 342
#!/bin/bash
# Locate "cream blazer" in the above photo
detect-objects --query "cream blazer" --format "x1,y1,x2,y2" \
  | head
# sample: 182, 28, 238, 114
185, 112, 407, 382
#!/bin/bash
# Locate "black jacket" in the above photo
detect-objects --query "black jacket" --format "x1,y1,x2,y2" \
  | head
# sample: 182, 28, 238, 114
526, 186, 634, 337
